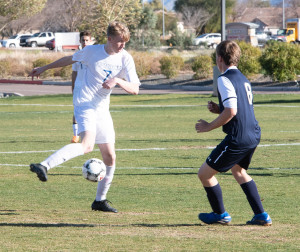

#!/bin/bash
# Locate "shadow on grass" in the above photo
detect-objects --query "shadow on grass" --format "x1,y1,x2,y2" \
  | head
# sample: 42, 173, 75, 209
0, 222, 248, 228
0, 210, 19, 216
255, 99, 300, 105
0, 223, 96, 228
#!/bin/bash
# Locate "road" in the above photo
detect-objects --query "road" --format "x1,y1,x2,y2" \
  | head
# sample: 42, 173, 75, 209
0, 83, 212, 97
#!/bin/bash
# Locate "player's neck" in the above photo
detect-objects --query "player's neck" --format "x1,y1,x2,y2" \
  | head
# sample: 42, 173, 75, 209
104, 44, 117, 55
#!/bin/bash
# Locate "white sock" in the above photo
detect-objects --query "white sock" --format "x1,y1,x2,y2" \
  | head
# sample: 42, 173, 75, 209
73, 123, 78, 136
41, 143, 84, 170
95, 165, 116, 201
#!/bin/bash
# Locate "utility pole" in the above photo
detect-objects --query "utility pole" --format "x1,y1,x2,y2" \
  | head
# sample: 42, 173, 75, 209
221, 0, 226, 41
162, 0, 165, 39
142, 0, 144, 47
283, 0, 285, 28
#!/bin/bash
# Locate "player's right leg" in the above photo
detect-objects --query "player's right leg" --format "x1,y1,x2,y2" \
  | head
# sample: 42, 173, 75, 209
30, 131, 95, 182
197, 162, 231, 225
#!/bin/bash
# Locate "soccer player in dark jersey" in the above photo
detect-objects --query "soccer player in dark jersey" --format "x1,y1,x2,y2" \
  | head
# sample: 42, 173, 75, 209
195, 40, 272, 226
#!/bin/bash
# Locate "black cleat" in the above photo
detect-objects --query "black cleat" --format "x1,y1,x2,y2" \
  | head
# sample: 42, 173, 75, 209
91, 200, 118, 213
30, 163, 48, 182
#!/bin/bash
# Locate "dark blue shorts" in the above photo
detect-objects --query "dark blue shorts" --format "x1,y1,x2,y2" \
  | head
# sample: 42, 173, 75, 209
206, 138, 257, 173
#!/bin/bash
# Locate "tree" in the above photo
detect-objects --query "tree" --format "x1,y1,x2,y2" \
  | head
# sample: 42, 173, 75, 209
180, 5, 212, 36
0, 0, 47, 32
79, 0, 142, 43
174, 0, 236, 33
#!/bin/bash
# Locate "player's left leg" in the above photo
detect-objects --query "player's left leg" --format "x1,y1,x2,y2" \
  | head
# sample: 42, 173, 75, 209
91, 110, 117, 213
231, 164, 272, 226
92, 143, 117, 213
198, 162, 231, 224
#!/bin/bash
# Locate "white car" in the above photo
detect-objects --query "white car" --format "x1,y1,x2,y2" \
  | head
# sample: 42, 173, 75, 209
193, 33, 221, 48
25, 32, 54, 47
1, 34, 32, 48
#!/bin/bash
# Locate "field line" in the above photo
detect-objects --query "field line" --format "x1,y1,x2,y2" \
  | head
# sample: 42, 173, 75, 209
0, 163, 299, 170
0, 143, 299, 155
1, 103, 300, 108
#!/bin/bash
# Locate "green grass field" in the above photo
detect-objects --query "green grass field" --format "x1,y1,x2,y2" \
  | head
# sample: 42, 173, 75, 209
0, 93, 299, 251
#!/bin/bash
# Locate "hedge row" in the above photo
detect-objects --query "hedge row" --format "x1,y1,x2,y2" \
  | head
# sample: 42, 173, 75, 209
160, 41, 300, 82
0, 42, 299, 82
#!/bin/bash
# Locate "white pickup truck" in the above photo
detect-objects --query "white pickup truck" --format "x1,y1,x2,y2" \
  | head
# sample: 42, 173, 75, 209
25, 32, 54, 47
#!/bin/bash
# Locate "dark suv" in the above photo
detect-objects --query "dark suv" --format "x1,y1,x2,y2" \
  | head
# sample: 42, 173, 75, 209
20, 35, 33, 47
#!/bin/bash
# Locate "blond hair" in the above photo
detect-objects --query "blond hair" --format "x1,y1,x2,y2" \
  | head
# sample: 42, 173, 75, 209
107, 21, 130, 42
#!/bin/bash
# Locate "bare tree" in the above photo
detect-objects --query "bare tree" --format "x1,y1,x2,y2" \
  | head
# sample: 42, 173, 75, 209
180, 5, 212, 36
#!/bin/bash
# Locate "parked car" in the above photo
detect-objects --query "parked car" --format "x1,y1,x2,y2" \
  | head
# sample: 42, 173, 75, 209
193, 33, 221, 48
25, 32, 54, 47
256, 31, 272, 46
1, 34, 32, 48
45, 38, 55, 50
20, 35, 33, 47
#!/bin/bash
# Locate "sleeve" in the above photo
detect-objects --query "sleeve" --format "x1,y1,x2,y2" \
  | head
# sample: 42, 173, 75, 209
72, 45, 93, 65
72, 62, 78, 72
121, 53, 140, 85
218, 76, 237, 108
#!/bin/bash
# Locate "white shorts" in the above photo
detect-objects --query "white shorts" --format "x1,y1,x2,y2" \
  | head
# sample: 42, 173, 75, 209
74, 106, 115, 144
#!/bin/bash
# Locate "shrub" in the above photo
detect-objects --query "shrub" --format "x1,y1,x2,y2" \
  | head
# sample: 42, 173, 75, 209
260, 41, 300, 81
0, 60, 12, 78
159, 55, 184, 79
58, 65, 73, 79
131, 51, 153, 78
191, 55, 213, 79
167, 30, 195, 49
210, 41, 261, 79
32, 58, 55, 78
237, 41, 261, 79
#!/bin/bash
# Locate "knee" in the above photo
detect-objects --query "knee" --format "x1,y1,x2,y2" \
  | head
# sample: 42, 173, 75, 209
82, 144, 94, 154
103, 152, 116, 166
198, 169, 206, 183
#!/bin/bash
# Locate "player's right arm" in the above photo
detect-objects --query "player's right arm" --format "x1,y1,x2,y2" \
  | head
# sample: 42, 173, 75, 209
29, 56, 76, 80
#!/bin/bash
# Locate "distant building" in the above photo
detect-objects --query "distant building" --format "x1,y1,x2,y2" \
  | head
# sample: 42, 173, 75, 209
235, 7, 300, 34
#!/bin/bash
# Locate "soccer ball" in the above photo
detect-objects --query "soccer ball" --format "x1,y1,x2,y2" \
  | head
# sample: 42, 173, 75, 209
82, 158, 106, 182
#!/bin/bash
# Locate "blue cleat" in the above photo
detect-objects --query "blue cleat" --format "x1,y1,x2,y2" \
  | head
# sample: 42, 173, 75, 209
246, 212, 272, 226
198, 211, 232, 225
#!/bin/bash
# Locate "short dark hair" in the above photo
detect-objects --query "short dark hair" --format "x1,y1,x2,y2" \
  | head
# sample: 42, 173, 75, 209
80, 31, 92, 39
216, 40, 241, 66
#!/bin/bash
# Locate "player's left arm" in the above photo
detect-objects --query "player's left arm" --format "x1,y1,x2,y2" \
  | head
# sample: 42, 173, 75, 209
195, 107, 237, 133
102, 77, 139, 95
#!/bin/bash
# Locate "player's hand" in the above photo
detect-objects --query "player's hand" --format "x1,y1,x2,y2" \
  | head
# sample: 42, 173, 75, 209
208, 100, 220, 114
195, 119, 210, 133
28, 67, 44, 80
102, 78, 117, 89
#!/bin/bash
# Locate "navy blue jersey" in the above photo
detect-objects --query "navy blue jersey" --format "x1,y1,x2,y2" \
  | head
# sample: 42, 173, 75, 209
217, 68, 261, 148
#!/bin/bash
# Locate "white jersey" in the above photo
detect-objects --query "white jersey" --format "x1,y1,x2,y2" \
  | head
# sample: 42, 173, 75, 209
72, 44, 140, 109
72, 61, 88, 91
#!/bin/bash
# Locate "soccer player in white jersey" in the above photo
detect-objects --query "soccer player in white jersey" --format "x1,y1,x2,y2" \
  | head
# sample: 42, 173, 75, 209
195, 40, 272, 226
71, 31, 93, 143
29, 22, 140, 213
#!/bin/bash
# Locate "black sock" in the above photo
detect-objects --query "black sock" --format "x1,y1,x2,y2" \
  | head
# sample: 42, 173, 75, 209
204, 183, 225, 214
240, 180, 264, 215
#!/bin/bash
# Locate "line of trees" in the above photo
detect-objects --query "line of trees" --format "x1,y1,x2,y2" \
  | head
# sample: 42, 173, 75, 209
1, 0, 300, 47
